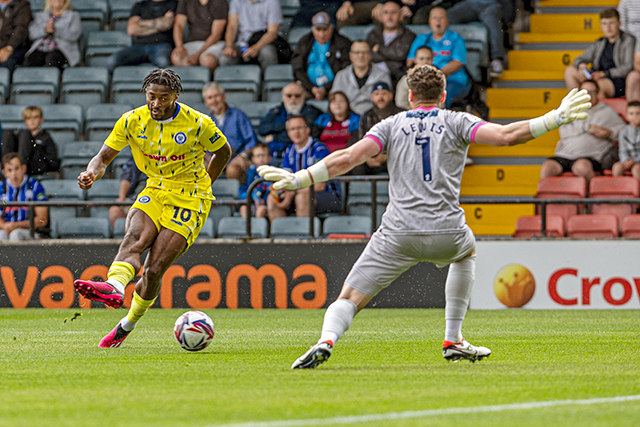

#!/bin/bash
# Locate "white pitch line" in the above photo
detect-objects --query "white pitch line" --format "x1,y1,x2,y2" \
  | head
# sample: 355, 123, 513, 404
205, 394, 640, 427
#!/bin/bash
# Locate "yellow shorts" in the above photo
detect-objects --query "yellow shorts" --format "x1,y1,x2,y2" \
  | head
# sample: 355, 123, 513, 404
131, 187, 211, 249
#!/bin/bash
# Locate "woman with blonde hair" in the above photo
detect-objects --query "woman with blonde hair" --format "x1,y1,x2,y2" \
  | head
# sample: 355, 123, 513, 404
25, 0, 82, 69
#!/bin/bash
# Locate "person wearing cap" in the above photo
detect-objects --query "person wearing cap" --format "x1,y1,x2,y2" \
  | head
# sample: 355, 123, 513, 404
366, 1, 416, 87
331, 40, 392, 115
291, 0, 341, 29
291, 11, 352, 101
346, 80, 401, 175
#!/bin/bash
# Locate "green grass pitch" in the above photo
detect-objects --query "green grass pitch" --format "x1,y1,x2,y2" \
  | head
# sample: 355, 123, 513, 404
0, 308, 639, 427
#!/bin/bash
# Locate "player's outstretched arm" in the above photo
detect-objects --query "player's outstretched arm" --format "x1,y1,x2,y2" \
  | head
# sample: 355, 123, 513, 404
474, 88, 591, 147
258, 137, 381, 190
207, 141, 232, 183
78, 144, 120, 190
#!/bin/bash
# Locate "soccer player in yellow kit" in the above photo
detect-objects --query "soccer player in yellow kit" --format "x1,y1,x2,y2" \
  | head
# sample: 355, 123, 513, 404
73, 69, 231, 348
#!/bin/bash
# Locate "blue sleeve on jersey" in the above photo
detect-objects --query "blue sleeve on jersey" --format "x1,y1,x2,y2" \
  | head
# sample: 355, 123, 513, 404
450, 32, 467, 64
349, 113, 360, 133
32, 180, 48, 201
236, 109, 258, 152
407, 34, 428, 60
312, 141, 331, 161
282, 145, 293, 172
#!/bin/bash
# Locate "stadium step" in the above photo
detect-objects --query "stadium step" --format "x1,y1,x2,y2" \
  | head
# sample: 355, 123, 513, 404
468, 130, 559, 158
507, 50, 582, 71
517, 33, 601, 44
461, 203, 536, 236
537, 0, 618, 6
461, 165, 541, 196
529, 14, 600, 33
486, 88, 567, 109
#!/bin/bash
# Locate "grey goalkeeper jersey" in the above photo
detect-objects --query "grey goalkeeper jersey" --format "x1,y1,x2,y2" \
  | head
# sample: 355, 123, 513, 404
366, 106, 486, 235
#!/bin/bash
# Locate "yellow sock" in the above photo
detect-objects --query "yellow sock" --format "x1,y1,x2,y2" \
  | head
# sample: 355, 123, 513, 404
127, 291, 157, 324
107, 262, 135, 290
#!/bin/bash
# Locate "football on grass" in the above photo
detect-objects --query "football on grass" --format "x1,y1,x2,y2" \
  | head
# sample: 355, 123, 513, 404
174, 311, 215, 351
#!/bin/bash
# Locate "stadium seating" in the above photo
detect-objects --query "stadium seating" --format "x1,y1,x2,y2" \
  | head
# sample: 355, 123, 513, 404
213, 65, 261, 105
60, 141, 102, 179
11, 67, 60, 105
513, 214, 565, 238
270, 216, 321, 239
280, 0, 300, 17
346, 180, 389, 216
567, 214, 619, 238
0, 104, 27, 131
109, 0, 133, 31
621, 214, 640, 238
58, 217, 111, 239
169, 66, 210, 105
286, 27, 309, 51
263, 64, 294, 102
40, 104, 84, 148
113, 217, 127, 239
242, 101, 280, 128
85, 103, 134, 141
61, 67, 110, 111
212, 179, 241, 199
536, 176, 587, 227
111, 65, 156, 105
306, 99, 328, 112
197, 218, 216, 239
74, 0, 109, 35
322, 215, 372, 238
588, 176, 639, 230
217, 217, 269, 239
208, 205, 234, 229
86, 179, 122, 220
85, 31, 132, 67
339, 25, 375, 42
0, 67, 9, 104
41, 179, 85, 238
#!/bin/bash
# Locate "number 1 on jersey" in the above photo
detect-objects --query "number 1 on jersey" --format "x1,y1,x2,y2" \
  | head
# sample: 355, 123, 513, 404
415, 136, 432, 181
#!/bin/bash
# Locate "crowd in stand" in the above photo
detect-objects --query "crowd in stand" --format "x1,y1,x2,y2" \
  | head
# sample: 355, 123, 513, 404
2, 0, 640, 240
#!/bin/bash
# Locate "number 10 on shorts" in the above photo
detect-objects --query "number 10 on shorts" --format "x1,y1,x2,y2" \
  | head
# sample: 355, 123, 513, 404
415, 136, 432, 181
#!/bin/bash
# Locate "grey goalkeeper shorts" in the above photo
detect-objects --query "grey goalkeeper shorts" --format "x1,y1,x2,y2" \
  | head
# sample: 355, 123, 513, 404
344, 225, 476, 297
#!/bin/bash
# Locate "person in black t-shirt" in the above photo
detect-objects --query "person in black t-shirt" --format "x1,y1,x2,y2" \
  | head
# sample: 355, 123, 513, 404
565, 8, 636, 99
106, 0, 179, 72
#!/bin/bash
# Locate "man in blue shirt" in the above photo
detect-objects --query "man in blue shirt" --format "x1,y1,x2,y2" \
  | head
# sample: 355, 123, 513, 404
0, 153, 48, 240
203, 82, 258, 181
266, 115, 341, 220
406, 7, 470, 107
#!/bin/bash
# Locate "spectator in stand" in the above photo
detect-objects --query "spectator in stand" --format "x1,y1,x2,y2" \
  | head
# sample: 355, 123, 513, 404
336, 0, 383, 30
406, 7, 470, 107
1, 106, 60, 176
258, 82, 323, 164
619, 0, 640, 101
396, 45, 432, 109
0, 0, 32, 72
540, 81, 626, 184
0, 153, 48, 240
106, 0, 178, 72
564, 8, 635, 100
108, 157, 147, 227
220, 0, 283, 71
266, 115, 341, 219
170, 0, 228, 74
347, 81, 401, 175
366, 1, 416, 87
312, 91, 360, 152
612, 100, 640, 179
332, 40, 392, 115
291, 11, 351, 102
239, 143, 271, 218
399, 0, 454, 25
291, 0, 341, 28
445, 0, 504, 78
25, 0, 81, 69
202, 82, 257, 182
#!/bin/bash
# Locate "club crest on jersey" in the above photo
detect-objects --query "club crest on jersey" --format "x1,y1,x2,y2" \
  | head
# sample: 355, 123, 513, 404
138, 195, 151, 204
137, 125, 148, 139
174, 132, 187, 145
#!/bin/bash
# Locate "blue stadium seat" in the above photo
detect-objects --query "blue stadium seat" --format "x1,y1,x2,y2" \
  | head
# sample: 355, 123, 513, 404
212, 178, 241, 199
11, 67, 60, 105
338, 25, 375, 42
280, 0, 300, 17
85, 31, 132, 67
322, 215, 372, 237
110, 0, 133, 31
214, 65, 261, 104
41, 179, 85, 238
113, 217, 127, 239
270, 216, 321, 239
0, 105, 27, 131
41, 104, 84, 148
87, 179, 122, 220
263, 64, 294, 102
111, 65, 156, 105
197, 218, 216, 239
287, 27, 310, 51
85, 103, 133, 141
61, 67, 109, 110
74, 0, 108, 35
58, 217, 111, 239
346, 180, 389, 221
306, 99, 328, 113
169, 66, 210, 105
217, 216, 269, 239
241, 101, 280, 128
208, 204, 234, 228
0, 68, 9, 104
60, 141, 102, 179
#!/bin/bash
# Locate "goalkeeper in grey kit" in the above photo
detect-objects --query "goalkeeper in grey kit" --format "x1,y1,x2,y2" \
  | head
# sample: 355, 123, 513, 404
260, 64, 591, 369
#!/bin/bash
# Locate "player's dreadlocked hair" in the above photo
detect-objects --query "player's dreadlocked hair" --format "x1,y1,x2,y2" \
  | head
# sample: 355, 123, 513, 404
141, 69, 184, 93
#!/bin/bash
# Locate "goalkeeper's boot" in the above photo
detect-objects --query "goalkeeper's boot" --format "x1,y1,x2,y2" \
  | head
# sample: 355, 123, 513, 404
99, 318, 134, 348
291, 341, 333, 369
74, 280, 124, 308
443, 339, 491, 363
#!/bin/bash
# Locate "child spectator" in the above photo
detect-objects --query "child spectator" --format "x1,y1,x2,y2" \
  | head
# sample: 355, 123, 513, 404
239, 143, 271, 218
1, 106, 60, 176
612, 100, 640, 179
0, 152, 48, 240
311, 91, 360, 152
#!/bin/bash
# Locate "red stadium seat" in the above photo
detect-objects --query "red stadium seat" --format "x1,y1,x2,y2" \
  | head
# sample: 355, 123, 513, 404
536, 176, 587, 227
622, 214, 640, 238
513, 215, 565, 238
567, 214, 619, 238
599, 97, 628, 122
589, 176, 639, 229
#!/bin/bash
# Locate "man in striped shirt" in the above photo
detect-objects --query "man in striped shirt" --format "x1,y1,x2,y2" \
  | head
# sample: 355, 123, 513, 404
0, 153, 48, 240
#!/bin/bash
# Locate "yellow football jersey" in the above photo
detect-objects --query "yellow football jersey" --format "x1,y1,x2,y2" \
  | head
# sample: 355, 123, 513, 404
105, 103, 227, 200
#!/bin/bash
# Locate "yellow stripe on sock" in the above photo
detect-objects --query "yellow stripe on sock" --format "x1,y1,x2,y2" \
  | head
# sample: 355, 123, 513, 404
127, 291, 157, 324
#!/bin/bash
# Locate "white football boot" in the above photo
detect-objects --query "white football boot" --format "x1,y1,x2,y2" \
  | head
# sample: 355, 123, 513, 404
291, 341, 333, 369
443, 339, 491, 363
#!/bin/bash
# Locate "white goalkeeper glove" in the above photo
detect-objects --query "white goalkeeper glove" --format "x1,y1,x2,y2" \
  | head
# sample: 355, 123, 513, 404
529, 88, 592, 138
258, 162, 330, 191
